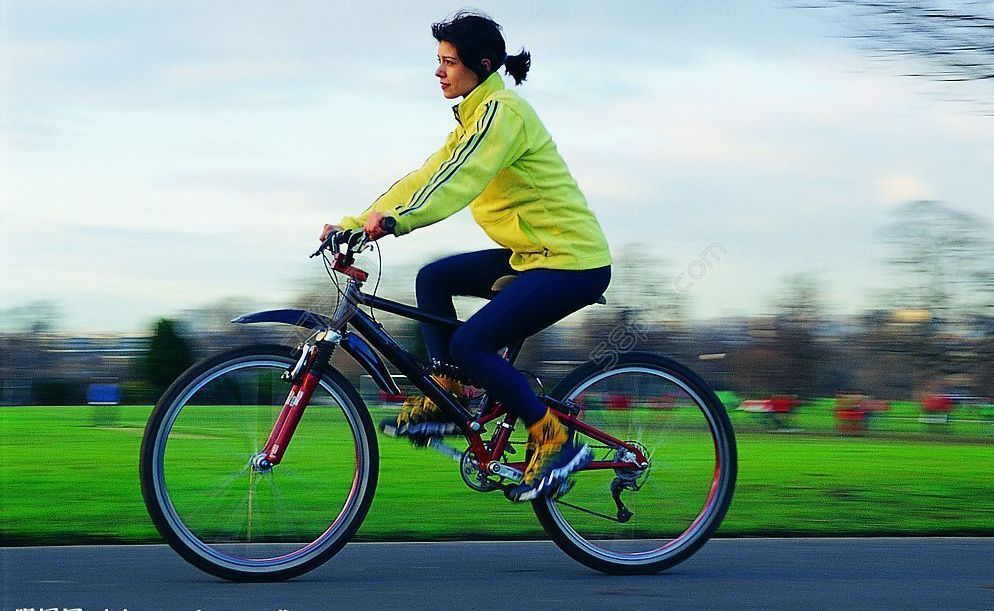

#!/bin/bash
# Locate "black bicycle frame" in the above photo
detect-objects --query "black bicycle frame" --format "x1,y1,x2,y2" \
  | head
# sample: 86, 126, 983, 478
328, 277, 523, 434
241, 266, 646, 475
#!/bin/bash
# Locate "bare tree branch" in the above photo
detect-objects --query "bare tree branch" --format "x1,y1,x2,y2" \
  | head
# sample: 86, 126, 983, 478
800, 1, 994, 110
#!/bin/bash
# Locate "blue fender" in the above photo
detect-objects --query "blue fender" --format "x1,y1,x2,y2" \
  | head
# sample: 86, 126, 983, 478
230, 309, 331, 330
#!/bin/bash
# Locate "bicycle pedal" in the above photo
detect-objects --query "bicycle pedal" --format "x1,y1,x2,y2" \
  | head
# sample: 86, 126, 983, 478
379, 419, 408, 438
379, 419, 459, 439
407, 422, 459, 437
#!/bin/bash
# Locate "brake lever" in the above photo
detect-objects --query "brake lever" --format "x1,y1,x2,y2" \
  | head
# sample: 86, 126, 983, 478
346, 230, 368, 251
310, 232, 339, 258
310, 229, 370, 259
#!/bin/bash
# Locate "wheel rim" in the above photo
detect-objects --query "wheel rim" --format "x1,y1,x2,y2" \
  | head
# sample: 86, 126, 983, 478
544, 366, 730, 565
150, 356, 370, 573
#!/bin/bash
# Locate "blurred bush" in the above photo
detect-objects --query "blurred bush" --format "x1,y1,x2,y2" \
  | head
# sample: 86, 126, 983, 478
32, 380, 86, 405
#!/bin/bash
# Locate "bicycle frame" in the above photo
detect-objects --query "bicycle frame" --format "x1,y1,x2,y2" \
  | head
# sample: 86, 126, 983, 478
241, 254, 647, 479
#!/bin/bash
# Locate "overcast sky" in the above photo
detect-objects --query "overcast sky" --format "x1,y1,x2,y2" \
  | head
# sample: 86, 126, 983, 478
2, 1, 993, 333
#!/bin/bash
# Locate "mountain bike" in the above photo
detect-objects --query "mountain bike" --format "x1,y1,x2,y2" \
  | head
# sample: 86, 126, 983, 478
139, 224, 737, 581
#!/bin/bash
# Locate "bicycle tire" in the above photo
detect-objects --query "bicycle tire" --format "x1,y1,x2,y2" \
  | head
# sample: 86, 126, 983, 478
532, 352, 737, 575
139, 344, 378, 582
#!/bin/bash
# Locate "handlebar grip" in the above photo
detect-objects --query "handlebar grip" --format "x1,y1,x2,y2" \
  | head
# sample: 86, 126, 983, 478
378, 216, 397, 235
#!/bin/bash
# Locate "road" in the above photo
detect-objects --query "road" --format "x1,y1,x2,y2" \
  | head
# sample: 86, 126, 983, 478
2, 538, 992, 610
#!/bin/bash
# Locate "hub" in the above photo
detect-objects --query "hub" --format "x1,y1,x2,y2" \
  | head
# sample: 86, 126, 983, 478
249, 452, 274, 474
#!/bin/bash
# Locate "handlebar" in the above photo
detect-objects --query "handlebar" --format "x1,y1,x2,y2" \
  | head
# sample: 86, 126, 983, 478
310, 215, 396, 258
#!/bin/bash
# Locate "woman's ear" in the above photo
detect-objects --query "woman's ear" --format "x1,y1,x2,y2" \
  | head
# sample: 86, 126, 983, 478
481, 58, 492, 74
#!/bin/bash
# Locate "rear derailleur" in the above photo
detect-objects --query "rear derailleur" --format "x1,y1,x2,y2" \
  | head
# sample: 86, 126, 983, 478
609, 442, 650, 523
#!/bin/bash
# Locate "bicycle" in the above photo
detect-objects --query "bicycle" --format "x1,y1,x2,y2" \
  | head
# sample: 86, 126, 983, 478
139, 222, 737, 581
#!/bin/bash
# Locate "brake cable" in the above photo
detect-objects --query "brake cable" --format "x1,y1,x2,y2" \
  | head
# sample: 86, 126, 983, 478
367, 240, 383, 324
321, 250, 343, 315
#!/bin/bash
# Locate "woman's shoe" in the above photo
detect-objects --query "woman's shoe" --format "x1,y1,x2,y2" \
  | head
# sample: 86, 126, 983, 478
379, 374, 463, 442
508, 410, 591, 502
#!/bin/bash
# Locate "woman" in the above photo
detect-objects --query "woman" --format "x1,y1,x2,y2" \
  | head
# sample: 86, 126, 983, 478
321, 12, 611, 502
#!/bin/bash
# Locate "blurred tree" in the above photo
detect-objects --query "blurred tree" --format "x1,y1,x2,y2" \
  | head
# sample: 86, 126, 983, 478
884, 200, 993, 315
0, 299, 62, 334
731, 274, 830, 398
772, 273, 830, 397
975, 330, 994, 398
861, 202, 994, 398
177, 296, 279, 356
807, 1, 994, 110
730, 340, 782, 397
142, 319, 194, 397
0, 300, 62, 404
775, 273, 825, 325
604, 244, 687, 325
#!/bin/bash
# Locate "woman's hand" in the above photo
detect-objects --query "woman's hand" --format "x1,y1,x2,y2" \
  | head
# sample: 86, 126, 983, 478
363, 212, 392, 241
320, 224, 343, 241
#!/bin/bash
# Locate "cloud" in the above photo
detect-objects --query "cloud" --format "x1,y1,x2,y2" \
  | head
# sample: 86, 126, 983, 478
160, 60, 304, 86
874, 173, 933, 206
4, 1, 994, 331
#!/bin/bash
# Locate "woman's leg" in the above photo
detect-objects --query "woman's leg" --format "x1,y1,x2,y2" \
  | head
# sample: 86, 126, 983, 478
415, 248, 514, 361
384, 249, 515, 436
448, 266, 611, 426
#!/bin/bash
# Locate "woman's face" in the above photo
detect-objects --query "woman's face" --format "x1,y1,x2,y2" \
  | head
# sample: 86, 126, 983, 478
435, 40, 482, 99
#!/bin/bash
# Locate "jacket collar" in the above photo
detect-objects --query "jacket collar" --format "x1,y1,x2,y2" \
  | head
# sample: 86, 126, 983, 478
452, 72, 505, 125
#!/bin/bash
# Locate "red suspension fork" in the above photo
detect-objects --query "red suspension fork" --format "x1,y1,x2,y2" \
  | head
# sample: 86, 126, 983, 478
260, 342, 332, 466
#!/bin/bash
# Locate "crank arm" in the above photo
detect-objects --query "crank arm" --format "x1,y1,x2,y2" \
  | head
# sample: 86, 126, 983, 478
487, 461, 523, 483
426, 438, 464, 461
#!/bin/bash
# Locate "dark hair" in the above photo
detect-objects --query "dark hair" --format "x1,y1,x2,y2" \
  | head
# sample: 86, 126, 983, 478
431, 11, 531, 86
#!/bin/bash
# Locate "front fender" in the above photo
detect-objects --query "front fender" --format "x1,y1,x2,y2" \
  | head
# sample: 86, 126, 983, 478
230, 309, 331, 330
340, 333, 402, 396
232, 309, 402, 396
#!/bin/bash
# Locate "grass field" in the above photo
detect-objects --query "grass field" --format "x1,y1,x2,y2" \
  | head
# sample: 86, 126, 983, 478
0, 404, 992, 545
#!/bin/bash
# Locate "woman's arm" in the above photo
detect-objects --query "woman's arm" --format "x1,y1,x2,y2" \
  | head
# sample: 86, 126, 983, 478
338, 134, 457, 230
389, 101, 527, 235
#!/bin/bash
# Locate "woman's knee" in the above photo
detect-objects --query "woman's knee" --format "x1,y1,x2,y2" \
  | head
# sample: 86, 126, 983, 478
416, 260, 450, 303
416, 260, 444, 287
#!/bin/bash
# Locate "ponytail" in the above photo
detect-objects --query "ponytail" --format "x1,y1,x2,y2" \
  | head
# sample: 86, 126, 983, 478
503, 49, 531, 85
432, 11, 532, 87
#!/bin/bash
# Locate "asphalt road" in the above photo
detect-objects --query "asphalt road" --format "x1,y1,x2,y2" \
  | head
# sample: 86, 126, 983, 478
2, 538, 992, 610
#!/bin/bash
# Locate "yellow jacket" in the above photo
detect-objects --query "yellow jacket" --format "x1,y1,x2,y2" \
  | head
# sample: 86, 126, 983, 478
340, 72, 611, 271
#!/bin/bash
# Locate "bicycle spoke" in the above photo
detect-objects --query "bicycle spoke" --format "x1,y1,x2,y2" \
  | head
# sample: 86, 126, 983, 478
534, 358, 736, 574
144, 347, 376, 578
554, 499, 625, 523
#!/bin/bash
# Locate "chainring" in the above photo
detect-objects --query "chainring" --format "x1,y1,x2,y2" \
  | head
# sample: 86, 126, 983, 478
459, 448, 502, 493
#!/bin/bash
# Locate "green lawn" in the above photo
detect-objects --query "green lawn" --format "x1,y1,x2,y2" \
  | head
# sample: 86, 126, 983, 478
721, 393, 994, 438
0, 405, 991, 545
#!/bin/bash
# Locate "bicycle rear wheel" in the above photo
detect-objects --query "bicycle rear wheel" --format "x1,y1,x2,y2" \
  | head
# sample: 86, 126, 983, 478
139, 344, 378, 582
533, 352, 736, 574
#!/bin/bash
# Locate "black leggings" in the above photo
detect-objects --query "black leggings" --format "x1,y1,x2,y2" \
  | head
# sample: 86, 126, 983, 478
415, 248, 610, 426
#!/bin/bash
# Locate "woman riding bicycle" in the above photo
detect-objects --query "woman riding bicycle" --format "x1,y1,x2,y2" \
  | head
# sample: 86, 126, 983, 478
321, 11, 612, 502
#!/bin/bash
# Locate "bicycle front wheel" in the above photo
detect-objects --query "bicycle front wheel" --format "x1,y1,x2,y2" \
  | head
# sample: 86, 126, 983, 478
533, 352, 736, 575
139, 344, 378, 582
